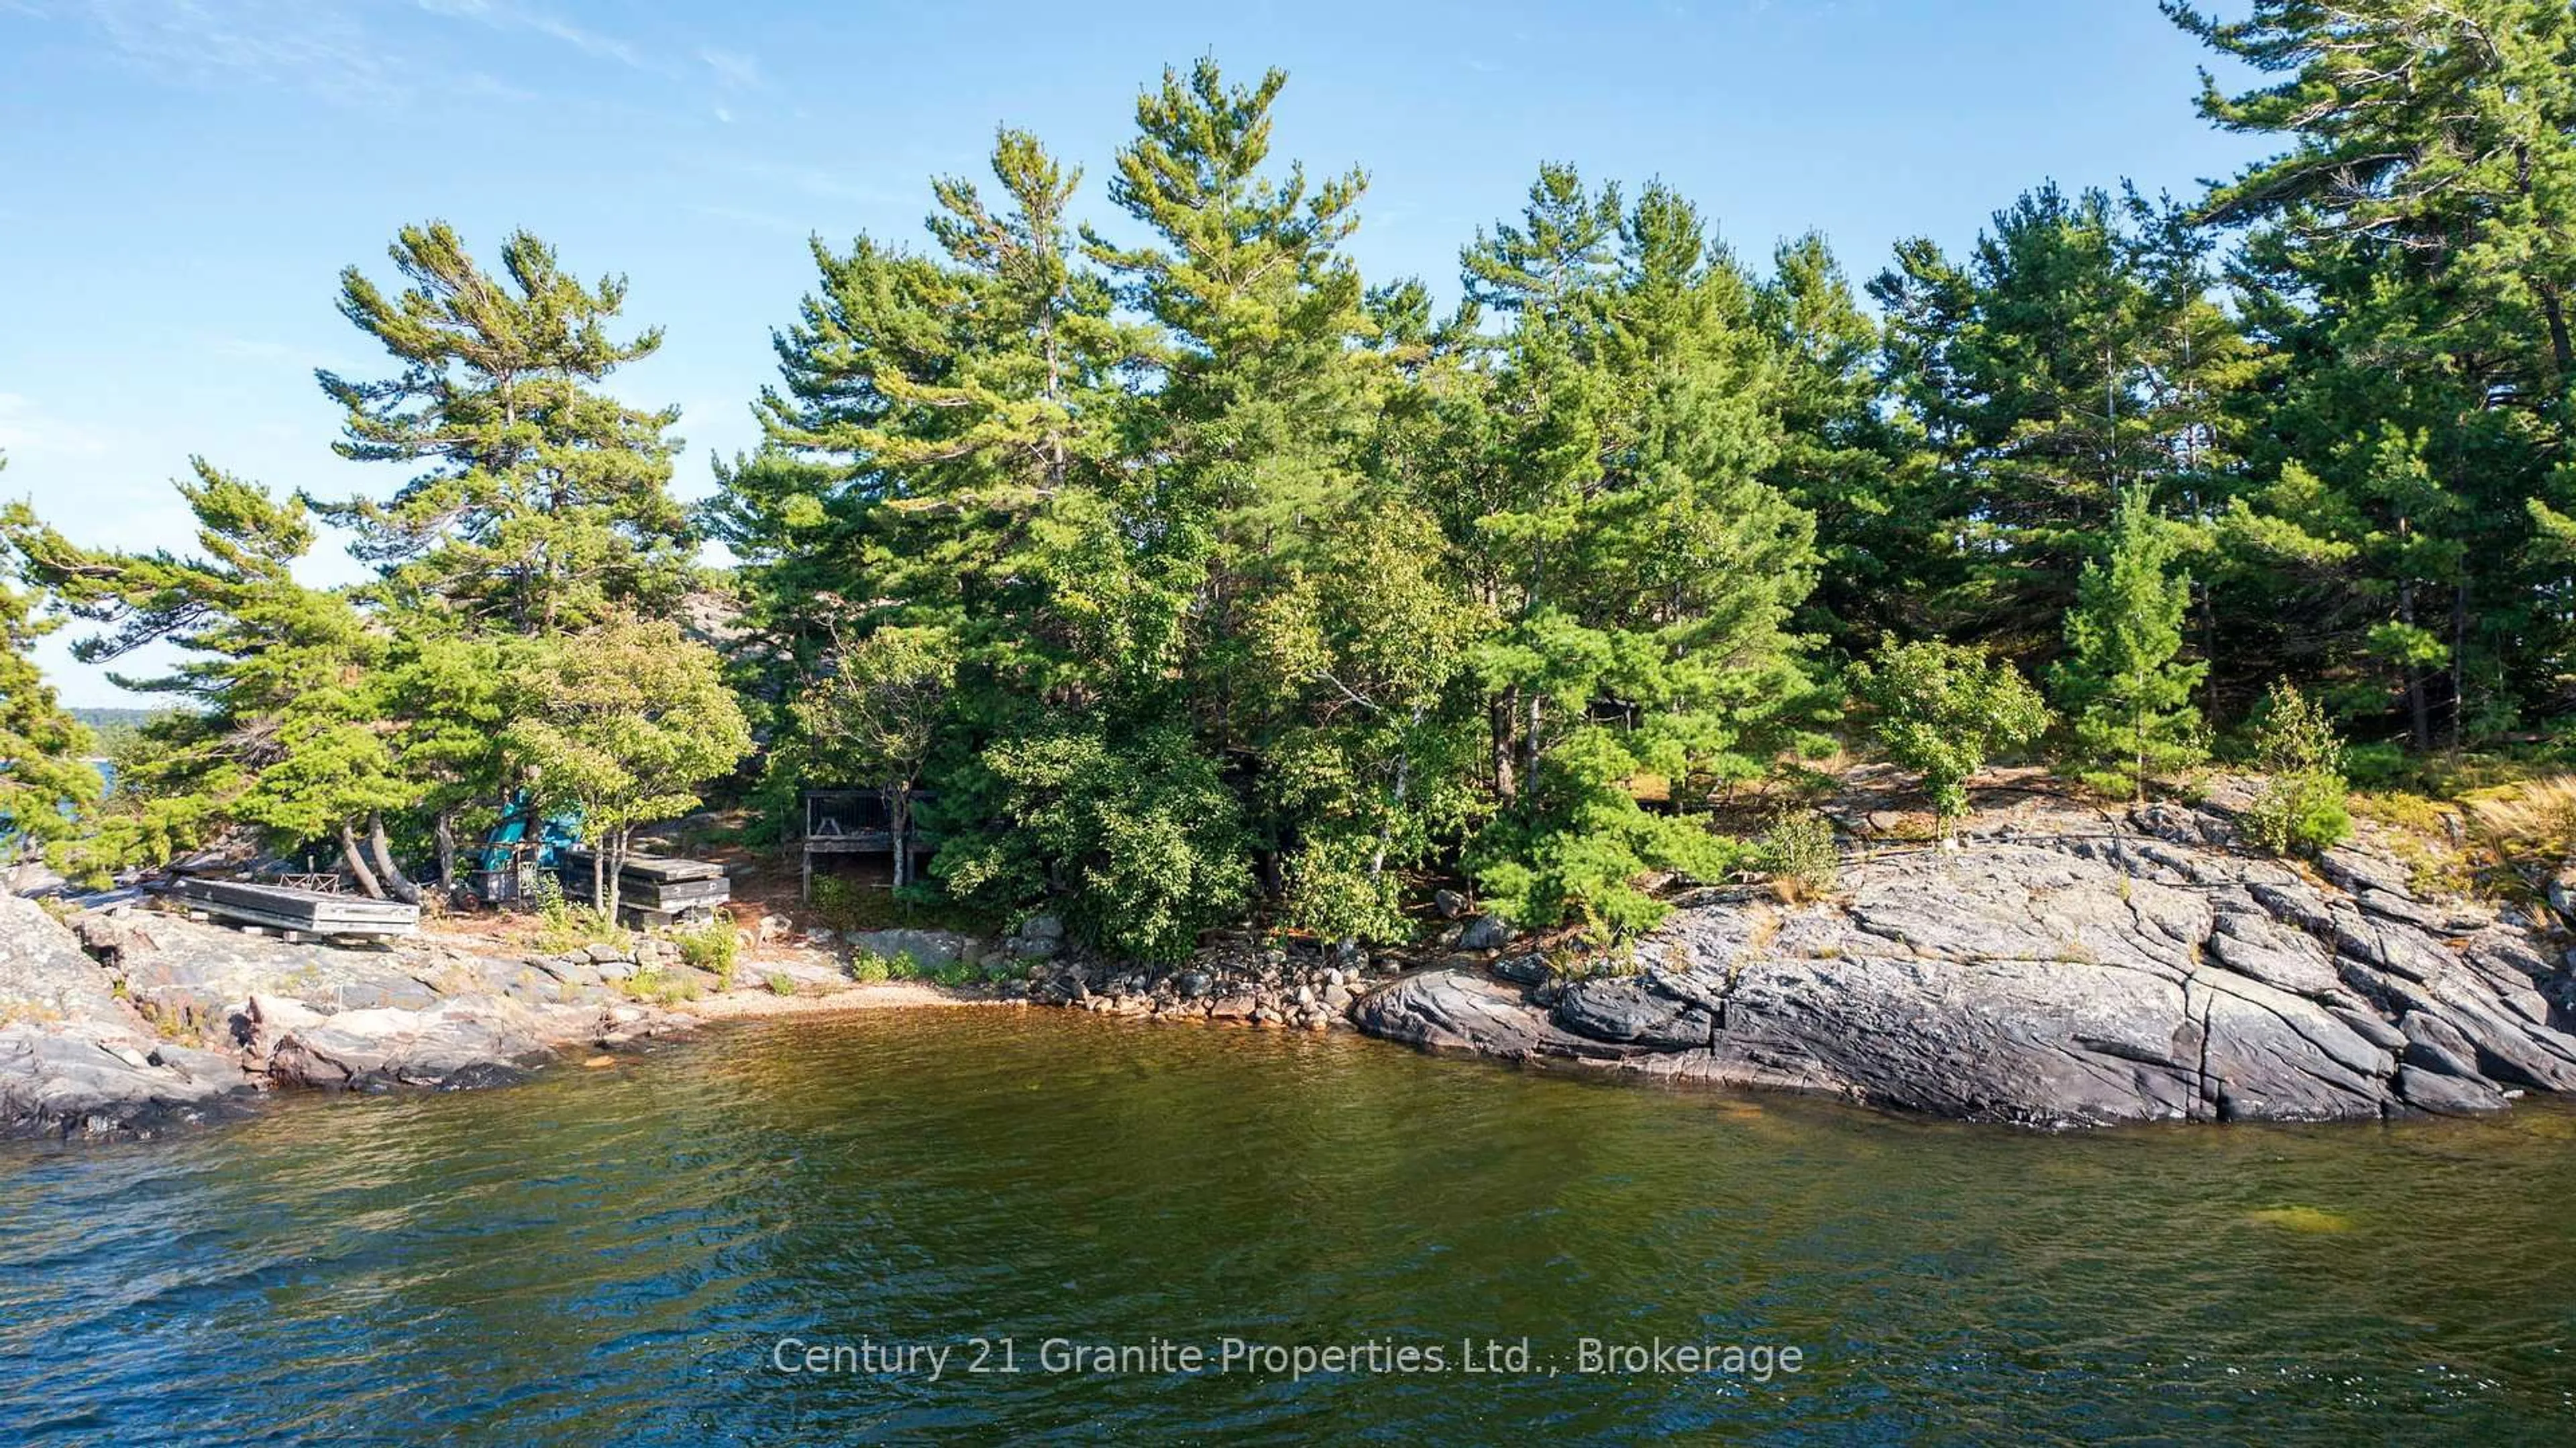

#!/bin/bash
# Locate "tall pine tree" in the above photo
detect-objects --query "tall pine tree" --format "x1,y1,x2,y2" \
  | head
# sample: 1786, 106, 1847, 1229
312, 223, 694, 635
8, 463, 415, 894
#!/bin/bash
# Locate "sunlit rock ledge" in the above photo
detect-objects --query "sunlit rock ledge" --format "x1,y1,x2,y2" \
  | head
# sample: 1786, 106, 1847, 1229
1354, 782, 2576, 1127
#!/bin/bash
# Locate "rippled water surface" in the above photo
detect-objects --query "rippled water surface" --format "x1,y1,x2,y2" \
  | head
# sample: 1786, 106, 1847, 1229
5, 1011, 2575, 1444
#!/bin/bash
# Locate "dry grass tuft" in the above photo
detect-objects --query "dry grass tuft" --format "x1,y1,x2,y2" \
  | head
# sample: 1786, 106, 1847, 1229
2463, 774, 2576, 869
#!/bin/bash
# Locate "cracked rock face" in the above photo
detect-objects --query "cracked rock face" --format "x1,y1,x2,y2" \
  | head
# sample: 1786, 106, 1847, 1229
0, 895, 258, 1138
1354, 801, 2576, 1127
4, 898, 645, 1141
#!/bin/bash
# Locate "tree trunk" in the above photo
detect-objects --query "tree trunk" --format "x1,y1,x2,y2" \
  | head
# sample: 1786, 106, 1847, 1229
1522, 692, 1542, 790
2538, 279, 2575, 388
1371, 721, 1417, 885
591, 844, 607, 921
2198, 580, 2219, 722
2400, 580, 2432, 751
1489, 689, 1517, 801
2133, 694, 2147, 803
2449, 576, 2469, 752
433, 808, 458, 897
339, 822, 385, 899
368, 813, 421, 905
891, 785, 912, 890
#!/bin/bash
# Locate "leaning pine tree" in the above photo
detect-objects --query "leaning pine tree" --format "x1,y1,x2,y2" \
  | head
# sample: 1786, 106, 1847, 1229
2051, 482, 2206, 799
310, 222, 695, 635
0, 466, 102, 884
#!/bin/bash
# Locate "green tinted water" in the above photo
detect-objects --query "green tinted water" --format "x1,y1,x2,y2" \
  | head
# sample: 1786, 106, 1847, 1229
4, 1011, 2572, 1443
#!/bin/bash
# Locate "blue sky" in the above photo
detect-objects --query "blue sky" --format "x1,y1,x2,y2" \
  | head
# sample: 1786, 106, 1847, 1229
0, 0, 2265, 706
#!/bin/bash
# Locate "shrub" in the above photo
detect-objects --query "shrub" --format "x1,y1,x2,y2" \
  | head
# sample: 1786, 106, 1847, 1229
2240, 682, 2352, 856
621, 967, 700, 1005
932, 724, 1252, 964
764, 971, 796, 996
808, 874, 867, 933
1759, 806, 1839, 902
2340, 740, 2409, 788
849, 953, 893, 984
673, 910, 739, 990
1847, 635, 2051, 837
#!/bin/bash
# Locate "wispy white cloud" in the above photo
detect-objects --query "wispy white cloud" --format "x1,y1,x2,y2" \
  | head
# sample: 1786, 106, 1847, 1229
698, 46, 760, 90
75, 0, 400, 103
201, 335, 300, 364
686, 203, 811, 238
415, 0, 672, 77
58, 0, 724, 109
690, 152, 916, 208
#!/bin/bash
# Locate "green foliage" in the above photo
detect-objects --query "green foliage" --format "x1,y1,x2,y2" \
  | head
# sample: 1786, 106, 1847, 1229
2051, 484, 2208, 798
503, 617, 753, 915
2169, 0, 2576, 746
1469, 725, 1751, 943
1870, 184, 2248, 653
1758, 805, 1840, 902
311, 222, 694, 633
622, 966, 701, 1006
2240, 681, 2353, 856
848, 952, 893, 985
673, 911, 740, 990
30, 38, 2576, 960
934, 725, 1250, 964
764, 971, 796, 996
1849, 635, 2051, 832
808, 875, 865, 933
1446, 166, 1829, 942
8, 462, 411, 888
0, 475, 103, 877
793, 625, 955, 886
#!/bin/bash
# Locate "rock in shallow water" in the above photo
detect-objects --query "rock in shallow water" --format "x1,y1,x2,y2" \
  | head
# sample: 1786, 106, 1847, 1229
1353, 804, 2576, 1127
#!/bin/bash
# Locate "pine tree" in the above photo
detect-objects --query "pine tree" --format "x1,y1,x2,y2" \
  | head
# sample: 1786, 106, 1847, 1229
0, 461, 102, 882
7, 463, 413, 893
1454, 172, 1826, 939
311, 223, 694, 635
2174, 0, 2576, 744
1871, 185, 2247, 654
1757, 233, 1939, 652
2051, 483, 2208, 798
1083, 59, 1379, 737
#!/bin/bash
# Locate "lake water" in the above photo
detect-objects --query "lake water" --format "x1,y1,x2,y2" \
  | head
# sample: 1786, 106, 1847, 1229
4, 1011, 2573, 1444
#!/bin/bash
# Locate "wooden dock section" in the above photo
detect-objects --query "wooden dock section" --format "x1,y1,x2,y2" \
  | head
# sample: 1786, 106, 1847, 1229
177, 878, 421, 939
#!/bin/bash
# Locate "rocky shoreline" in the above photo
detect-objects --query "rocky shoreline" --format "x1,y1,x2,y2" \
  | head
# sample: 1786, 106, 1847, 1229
1352, 784, 2576, 1126
11, 776, 2576, 1140
0, 896, 723, 1140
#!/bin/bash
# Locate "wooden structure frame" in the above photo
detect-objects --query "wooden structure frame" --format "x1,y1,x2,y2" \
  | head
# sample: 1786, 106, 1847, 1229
799, 788, 935, 900
178, 878, 420, 939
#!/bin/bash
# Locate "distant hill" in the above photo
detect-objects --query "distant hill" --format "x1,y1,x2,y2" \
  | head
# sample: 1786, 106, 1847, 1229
69, 707, 169, 760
